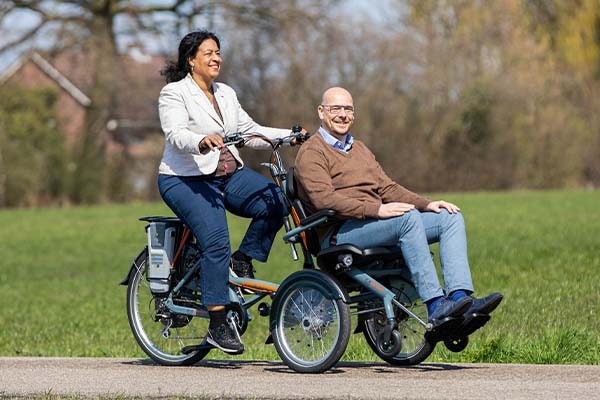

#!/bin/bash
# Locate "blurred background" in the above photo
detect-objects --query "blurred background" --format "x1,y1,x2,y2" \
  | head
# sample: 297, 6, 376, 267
1, 0, 599, 208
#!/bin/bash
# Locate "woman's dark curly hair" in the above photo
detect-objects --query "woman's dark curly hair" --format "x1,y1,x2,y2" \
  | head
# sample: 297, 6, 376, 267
161, 30, 221, 83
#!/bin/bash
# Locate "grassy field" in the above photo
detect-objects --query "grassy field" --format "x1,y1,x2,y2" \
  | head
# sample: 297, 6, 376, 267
0, 190, 599, 364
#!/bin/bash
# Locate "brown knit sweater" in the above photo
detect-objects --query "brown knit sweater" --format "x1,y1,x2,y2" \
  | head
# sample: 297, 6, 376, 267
295, 133, 431, 238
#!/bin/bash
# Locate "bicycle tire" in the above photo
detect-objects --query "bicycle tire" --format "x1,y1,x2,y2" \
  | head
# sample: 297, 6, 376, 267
361, 277, 435, 366
271, 271, 351, 373
126, 248, 210, 366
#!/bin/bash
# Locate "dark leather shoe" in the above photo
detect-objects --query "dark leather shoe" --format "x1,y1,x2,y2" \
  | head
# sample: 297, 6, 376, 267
426, 297, 472, 342
430, 297, 472, 322
451, 292, 504, 339
466, 292, 503, 316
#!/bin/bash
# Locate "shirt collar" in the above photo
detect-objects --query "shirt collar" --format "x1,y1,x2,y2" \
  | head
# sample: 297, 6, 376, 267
318, 126, 354, 152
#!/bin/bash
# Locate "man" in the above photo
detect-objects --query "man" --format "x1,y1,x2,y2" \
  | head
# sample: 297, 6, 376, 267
295, 87, 503, 340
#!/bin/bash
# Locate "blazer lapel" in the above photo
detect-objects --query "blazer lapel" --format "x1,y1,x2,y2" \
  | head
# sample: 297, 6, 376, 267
184, 75, 224, 128
213, 84, 230, 130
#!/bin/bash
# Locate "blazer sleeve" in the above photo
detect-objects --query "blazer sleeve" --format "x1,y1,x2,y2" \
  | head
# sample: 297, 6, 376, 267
158, 83, 205, 155
229, 90, 290, 149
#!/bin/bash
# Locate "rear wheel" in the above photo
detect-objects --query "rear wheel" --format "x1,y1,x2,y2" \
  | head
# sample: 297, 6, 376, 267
272, 273, 351, 373
126, 249, 210, 366
362, 277, 434, 366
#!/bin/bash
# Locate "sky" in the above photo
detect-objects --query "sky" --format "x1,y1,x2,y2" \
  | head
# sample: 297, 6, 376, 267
0, 0, 396, 71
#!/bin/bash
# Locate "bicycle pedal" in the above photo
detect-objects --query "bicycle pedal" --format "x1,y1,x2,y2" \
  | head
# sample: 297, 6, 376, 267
425, 316, 464, 342
451, 313, 491, 338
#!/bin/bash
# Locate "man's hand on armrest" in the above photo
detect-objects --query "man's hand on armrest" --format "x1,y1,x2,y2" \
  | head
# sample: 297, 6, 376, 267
377, 202, 415, 219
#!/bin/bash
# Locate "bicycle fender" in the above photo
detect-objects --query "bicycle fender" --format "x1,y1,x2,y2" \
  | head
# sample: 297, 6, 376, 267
119, 266, 134, 286
119, 247, 147, 286
269, 269, 350, 329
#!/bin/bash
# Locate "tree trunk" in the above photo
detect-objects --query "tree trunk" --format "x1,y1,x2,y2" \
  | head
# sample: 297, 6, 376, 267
71, 4, 117, 204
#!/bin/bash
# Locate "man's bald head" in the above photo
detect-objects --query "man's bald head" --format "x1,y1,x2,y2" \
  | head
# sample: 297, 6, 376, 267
318, 87, 355, 139
321, 87, 353, 105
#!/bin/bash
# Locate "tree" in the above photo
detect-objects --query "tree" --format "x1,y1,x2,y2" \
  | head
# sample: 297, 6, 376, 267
0, 0, 333, 203
0, 85, 67, 207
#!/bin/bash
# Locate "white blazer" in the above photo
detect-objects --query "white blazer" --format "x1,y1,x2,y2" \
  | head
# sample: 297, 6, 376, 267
158, 74, 290, 176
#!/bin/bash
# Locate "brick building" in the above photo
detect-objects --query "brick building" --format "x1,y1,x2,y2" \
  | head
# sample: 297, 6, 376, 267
0, 49, 167, 197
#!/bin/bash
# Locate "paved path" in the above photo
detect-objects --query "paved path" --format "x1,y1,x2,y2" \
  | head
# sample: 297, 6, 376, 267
1, 357, 600, 399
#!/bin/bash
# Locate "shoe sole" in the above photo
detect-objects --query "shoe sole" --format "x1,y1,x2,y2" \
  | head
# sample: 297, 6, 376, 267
181, 343, 213, 355
206, 337, 245, 355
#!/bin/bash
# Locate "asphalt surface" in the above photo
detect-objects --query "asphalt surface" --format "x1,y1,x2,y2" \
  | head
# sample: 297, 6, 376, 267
1, 357, 599, 399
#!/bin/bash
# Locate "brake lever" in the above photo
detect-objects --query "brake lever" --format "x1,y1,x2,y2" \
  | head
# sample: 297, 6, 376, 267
290, 125, 311, 144
224, 133, 244, 148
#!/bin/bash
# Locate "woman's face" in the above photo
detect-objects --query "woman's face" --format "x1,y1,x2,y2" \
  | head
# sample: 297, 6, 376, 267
189, 38, 221, 83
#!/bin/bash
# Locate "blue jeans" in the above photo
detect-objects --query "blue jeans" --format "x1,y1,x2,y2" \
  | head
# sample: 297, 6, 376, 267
158, 168, 288, 305
326, 209, 474, 302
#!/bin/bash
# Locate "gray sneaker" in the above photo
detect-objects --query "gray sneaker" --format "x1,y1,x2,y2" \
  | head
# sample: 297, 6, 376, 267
231, 257, 255, 279
206, 322, 245, 354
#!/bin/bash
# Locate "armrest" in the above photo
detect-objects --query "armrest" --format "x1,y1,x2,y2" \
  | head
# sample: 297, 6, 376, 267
282, 209, 336, 244
300, 209, 336, 226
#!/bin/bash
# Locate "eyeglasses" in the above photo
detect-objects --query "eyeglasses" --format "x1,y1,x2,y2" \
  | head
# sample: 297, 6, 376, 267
320, 104, 355, 116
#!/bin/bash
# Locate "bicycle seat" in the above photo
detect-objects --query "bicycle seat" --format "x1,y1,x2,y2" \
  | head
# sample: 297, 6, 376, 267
139, 216, 181, 223
316, 244, 399, 270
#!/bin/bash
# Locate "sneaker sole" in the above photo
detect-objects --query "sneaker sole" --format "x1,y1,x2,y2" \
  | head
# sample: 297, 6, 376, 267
206, 337, 245, 355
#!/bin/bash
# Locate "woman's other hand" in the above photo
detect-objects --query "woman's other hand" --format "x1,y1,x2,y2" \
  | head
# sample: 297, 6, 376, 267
199, 134, 224, 152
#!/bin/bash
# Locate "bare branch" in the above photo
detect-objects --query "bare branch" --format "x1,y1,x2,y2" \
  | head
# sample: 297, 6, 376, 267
0, 21, 45, 54
113, 0, 189, 16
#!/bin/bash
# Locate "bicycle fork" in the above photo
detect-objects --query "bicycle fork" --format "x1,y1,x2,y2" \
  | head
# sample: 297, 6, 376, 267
345, 267, 433, 344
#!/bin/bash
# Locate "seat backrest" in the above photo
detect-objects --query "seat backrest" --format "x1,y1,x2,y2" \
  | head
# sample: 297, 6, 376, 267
286, 166, 307, 218
286, 166, 321, 255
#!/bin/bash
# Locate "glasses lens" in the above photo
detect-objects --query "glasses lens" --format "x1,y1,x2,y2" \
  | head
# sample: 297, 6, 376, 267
323, 105, 354, 115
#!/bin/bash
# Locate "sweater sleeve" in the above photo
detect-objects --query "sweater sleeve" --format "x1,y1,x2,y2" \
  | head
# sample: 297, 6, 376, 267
376, 164, 431, 210
295, 145, 382, 219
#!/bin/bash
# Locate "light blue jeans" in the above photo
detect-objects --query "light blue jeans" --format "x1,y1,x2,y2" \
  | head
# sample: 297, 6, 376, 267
325, 209, 474, 302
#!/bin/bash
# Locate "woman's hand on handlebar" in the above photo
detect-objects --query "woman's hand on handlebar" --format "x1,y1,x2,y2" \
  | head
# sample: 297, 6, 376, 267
199, 134, 225, 152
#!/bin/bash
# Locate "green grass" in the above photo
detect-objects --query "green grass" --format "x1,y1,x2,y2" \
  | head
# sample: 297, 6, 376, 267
0, 190, 599, 364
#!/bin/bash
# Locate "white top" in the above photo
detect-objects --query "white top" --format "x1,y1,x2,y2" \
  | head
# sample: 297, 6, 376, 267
158, 74, 290, 176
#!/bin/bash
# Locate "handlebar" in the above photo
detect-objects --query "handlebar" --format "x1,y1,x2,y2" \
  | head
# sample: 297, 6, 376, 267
223, 126, 309, 149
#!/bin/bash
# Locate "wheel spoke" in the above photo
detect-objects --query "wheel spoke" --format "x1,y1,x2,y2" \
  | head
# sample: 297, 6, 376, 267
126, 250, 210, 365
272, 273, 351, 373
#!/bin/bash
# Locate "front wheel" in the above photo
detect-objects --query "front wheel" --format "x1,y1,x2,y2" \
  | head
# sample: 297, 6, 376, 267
362, 277, 435, 366
126, 248, 210, 366
271, 272, 351, 373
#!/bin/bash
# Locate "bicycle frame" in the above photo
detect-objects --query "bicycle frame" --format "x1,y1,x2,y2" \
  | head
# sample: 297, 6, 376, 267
150, 130, 306, 322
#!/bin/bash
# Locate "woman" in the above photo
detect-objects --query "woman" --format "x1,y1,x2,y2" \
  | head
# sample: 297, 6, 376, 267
157, 30, 298, 354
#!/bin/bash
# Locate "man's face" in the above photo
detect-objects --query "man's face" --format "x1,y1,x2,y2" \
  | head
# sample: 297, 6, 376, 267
318, 89, 355, 138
